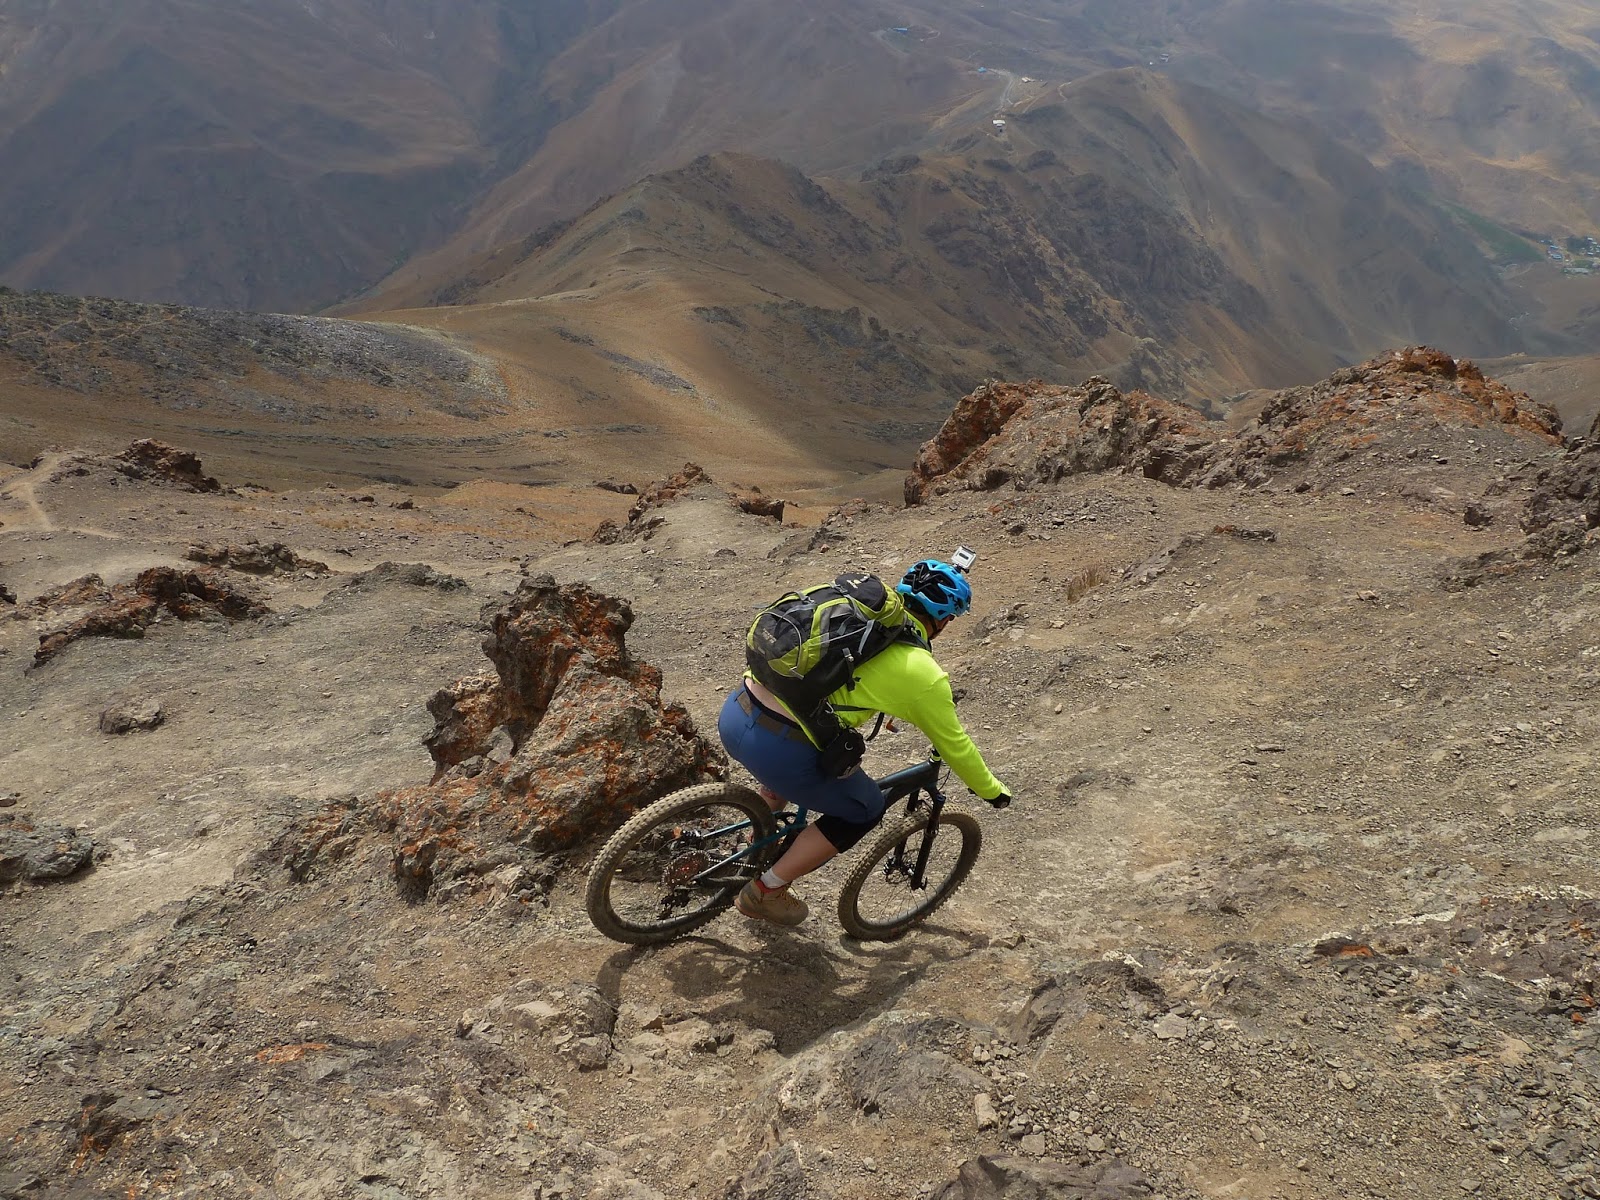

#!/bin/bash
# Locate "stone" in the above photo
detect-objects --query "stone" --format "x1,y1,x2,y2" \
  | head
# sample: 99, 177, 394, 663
278, 577, 724, 898
929, 1155, 1155, 1200
976, 1093, 999, 1130
0, 814, 95, 883
99, 698, 164, 735
1153, 1014, 1189, 1040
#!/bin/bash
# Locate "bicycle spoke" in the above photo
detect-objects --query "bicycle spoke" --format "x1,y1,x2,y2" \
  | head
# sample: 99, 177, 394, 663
586, 786, 779, 944
837, 809, 982, 940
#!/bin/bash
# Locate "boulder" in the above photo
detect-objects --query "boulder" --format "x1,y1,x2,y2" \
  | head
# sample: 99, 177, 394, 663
0, 813, 95, 883
281, 576, 723, 899
116, 439, 222, 492
99, 698, 164, 734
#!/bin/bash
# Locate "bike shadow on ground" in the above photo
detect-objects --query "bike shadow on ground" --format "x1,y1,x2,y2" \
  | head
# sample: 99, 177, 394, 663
593, 920, 990, 1056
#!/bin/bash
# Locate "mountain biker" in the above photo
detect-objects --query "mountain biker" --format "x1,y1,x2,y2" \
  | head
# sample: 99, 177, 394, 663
716, 558, 1012, 926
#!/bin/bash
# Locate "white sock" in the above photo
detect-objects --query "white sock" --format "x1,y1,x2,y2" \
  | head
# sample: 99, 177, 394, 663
759, 868, 787, 891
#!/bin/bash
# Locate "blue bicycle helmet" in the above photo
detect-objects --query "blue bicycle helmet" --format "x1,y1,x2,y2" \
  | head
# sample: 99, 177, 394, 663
896, 559, 972, 621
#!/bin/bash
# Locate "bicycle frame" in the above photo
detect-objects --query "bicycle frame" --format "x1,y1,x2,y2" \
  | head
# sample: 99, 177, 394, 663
687, 754, 950, 889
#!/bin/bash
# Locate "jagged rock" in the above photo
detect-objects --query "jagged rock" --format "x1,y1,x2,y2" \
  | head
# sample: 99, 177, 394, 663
724, 1143, 815, 1200
592, 463, 783, 541
185, 541, 330, 575
929, 1155, 1155, 1200
907, 349, 1564, 504
116, 439, 222, 492
628, 462, 710, 521
23, 573, 110, 612
424, 672, 506, 771
0, 813, 95, 882
1523, 420, 1600, 543
905, 376, 1227, 504
0, 581, 14, 606
281, 576, 722, 898
732, 486, 785, 522
32, 567, 268, 667
99, 698, 164, 734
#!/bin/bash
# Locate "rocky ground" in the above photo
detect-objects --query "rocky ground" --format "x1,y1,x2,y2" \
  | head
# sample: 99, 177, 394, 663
1, 350, 1597, 1200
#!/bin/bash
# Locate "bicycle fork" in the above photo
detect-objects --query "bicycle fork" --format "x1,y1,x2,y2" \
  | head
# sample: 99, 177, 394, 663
888, 790, 946, 889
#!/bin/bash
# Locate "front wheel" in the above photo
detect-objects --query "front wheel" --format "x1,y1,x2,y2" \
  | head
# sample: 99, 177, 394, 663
586, 783, 777, 945
837, 807, 982, 941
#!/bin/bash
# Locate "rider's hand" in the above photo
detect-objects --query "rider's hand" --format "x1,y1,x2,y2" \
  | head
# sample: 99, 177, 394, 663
985, 791, 1012, 810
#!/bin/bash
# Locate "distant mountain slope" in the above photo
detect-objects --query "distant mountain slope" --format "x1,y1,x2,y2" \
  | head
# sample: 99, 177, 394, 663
0, 67, 1547, 490
0, 0, 992, 312
0, 0, 615, 311
390, 73, 1526, 434
3, 1, 1599, 315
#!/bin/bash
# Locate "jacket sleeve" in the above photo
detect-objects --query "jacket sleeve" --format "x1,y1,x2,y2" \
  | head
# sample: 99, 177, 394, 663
899, 673, 1007, 801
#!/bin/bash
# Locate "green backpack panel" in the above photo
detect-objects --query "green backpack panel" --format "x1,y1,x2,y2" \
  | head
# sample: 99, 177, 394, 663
745, 571, 927, 766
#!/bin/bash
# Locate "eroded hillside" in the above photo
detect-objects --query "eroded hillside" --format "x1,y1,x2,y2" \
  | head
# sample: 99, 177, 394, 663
2, 351, 1597, 1200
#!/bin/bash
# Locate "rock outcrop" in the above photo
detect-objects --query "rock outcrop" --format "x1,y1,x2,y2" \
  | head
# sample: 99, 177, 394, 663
280, 575, 723, 900
184, 541, 330, 575
1523, 410, 1600, 544
0, 813, 95, 883
29, 567, 269, 667
907, 349, 1564, 508
592, 462, 785, 543
116, 439, 223, 493
905, 377, 1225, 504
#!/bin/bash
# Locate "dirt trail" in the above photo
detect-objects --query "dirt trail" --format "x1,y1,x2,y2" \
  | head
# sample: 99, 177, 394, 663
0, 453, 58, 532
1, 421, 1597, 1200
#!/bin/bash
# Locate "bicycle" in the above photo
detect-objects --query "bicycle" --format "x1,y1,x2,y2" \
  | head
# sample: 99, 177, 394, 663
584, 750, 983, 945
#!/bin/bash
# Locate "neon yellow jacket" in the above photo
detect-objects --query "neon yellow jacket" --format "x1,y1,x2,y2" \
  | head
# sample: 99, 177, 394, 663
750, 640, 1007, 801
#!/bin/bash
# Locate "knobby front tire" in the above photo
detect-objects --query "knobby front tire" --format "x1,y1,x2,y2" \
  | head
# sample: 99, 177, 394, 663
585, 782, 777, 945
836, 807, 982, 941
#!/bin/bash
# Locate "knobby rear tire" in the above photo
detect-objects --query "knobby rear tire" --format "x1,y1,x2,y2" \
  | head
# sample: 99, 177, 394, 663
836, 807, 982, 941
585, 782, 777, 946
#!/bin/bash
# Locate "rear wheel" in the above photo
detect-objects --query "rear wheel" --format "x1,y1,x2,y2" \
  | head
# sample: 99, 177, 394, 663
586, 783, 776, 945
837, 807, 982, 941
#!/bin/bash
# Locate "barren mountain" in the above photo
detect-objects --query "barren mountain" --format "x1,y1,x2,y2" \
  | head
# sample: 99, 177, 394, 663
7, 65, 1567, 500
4, 1, 1600, 312
2, 349, 1597, 1199
420, 71, 1528, 375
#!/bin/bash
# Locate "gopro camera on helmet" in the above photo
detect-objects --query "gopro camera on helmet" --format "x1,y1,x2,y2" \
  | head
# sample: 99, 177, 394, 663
951, 545, 977, 574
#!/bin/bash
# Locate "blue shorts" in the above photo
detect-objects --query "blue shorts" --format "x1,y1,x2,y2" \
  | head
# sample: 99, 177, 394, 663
716, 686, 885, 851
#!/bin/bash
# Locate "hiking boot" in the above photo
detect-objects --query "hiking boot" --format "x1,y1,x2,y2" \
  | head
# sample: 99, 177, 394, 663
736, 880, 808, 926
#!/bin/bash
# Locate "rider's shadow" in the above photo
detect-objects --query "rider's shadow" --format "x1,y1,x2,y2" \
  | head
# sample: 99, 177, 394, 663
600, 922, 987, 1055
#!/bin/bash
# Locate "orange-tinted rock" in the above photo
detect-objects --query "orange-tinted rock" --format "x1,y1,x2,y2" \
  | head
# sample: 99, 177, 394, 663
31, 567, 268, 667
282, 575, 724, 900
905, 376, 1226, 503
905, 348, 1565, 505
590, 461, 786, 541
